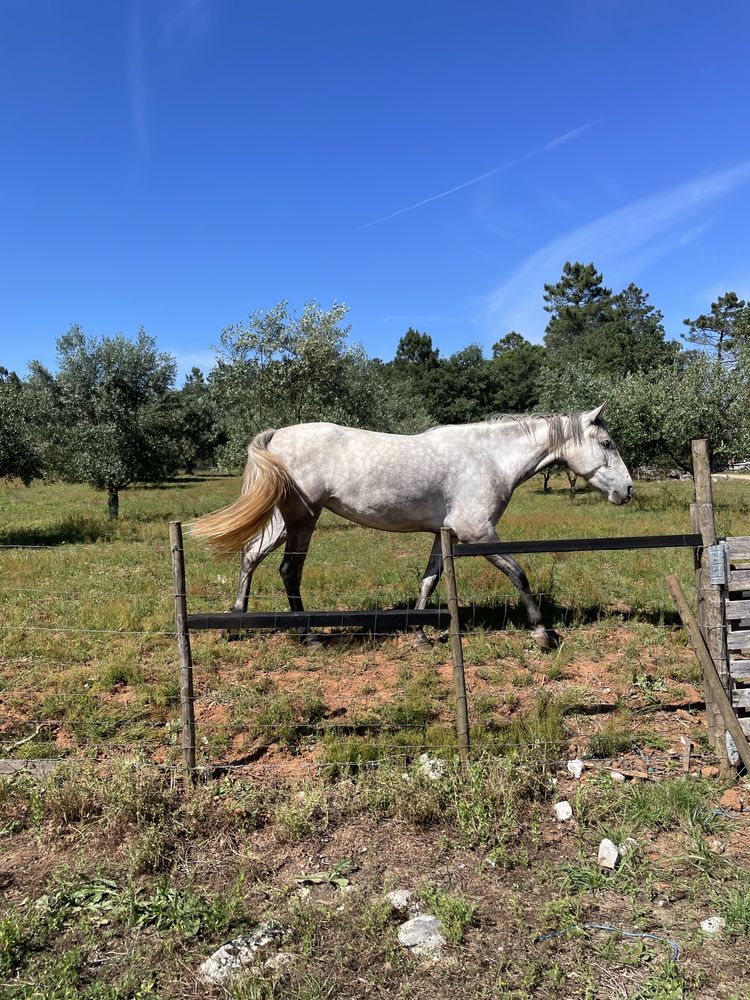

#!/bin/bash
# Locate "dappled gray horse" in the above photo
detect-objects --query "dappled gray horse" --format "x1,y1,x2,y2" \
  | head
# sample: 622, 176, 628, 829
191, 406, 633, 647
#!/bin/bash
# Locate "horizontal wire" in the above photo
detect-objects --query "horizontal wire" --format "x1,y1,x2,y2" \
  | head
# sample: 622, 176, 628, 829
0, 624, 177, 636
0, 749, 707, 776
0, 718, 702, 745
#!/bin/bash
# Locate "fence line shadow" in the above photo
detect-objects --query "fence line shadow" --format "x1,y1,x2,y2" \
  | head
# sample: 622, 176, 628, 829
222, 595, 682, 649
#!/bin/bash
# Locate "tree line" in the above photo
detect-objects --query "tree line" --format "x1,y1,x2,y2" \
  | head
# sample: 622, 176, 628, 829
2, 262, 749, 516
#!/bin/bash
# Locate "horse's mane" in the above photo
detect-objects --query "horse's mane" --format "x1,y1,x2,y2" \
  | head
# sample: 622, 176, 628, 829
486, 412, 586, 451
422, 411, 595, 451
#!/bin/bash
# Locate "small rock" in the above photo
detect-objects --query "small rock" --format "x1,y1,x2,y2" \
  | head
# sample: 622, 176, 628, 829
553, 800, 573, 822
296, 886, 311, 901
700, 916, 726, 934
618, 837, 637, 857
417, 753, 445, 781
597, 838, 620, 870
700, 765, 719, 778
709, 839, 725, 853
263, 952, 296, 971
567, 759, 584, 780
385, 889, 419, 916
719, 788, 745, 812
398, 914, 447, 958
199, 924, 284, 985
610, 771, 626, 783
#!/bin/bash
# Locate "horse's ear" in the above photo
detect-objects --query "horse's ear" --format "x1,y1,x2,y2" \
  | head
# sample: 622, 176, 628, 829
583, 402, 607, 425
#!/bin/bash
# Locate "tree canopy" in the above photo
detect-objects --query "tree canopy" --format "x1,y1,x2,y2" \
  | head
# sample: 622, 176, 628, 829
0, 368, 43, 484
683, 292, 750, 365
29, 327, 179, 517
543, 263, 677, 375
4, 267, 750, 497
211, 301, 430, 468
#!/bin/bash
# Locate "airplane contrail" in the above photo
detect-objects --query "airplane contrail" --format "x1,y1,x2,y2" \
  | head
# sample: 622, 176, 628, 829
362, 119, 602, 229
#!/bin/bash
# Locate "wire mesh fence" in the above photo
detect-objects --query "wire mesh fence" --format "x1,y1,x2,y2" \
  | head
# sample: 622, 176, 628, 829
0, 520, 714, 788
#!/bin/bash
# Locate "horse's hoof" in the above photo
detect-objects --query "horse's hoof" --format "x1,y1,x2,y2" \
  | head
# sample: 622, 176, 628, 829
302, 634, 325, 650
413, 632, 433, 650
532, 626, 559, 651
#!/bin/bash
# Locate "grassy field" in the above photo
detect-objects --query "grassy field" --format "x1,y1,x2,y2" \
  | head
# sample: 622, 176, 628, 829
1, 473, 750, 998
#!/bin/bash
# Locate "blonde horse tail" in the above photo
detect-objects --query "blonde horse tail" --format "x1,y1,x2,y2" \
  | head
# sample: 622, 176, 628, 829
189, 430, 294, 555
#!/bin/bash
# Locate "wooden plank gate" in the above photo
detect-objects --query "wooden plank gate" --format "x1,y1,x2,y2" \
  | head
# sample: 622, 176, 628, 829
722, 536, 750, 737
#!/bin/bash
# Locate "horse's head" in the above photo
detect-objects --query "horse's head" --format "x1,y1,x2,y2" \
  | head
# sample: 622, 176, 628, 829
562, 404, 633, 505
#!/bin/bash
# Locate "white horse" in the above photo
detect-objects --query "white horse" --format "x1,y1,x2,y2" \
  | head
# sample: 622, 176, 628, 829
191, 405, 633, 647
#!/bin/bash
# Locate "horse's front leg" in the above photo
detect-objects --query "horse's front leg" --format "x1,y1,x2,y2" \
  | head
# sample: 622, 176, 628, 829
482, 551, 557, 650
449, 521, 556, 650
412, 534, 444, 648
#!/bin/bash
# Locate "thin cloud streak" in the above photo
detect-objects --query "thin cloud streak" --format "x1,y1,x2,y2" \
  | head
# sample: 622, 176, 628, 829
362, 120, 601, 229
128, 0, 148, 152
165, 0, 208, 36
481, 161, 750, 340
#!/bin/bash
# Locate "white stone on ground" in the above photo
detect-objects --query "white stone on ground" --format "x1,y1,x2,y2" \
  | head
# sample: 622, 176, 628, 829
566, 759, 584, 780
553, 801, 573, 821
398, 914, 447, 958
417, 753, 445, 780
385, 889, 419, 916
199, 924, 284, 985
700, 916, 726, 934
263, 952, 296, 971
597, 839, 620, 870
610, 771, 626, 783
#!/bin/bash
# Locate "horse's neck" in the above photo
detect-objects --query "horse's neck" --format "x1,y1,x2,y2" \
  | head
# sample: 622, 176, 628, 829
485, 418, 562, 488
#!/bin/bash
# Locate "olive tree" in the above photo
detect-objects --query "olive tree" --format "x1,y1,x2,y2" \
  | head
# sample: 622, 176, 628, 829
538, 354, 750, 473
0, 369, 43, 484
175, 367, 225, 473
210, 300, 429, 468
29, 327, 179, 517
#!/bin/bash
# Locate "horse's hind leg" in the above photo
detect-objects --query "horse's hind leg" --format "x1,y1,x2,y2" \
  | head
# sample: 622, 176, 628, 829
412, 534, 444, 648
230, 510, 286, 614
482, 551, 557, 650
278, 512, 320, 646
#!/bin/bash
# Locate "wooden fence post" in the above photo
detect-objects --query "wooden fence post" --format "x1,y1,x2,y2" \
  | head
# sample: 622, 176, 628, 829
440, 528, 470, 771
691, 440, 730, 771
170, 521, 197, 784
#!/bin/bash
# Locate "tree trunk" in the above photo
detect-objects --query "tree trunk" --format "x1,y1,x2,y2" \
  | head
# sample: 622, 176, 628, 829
107, 488, 119, 519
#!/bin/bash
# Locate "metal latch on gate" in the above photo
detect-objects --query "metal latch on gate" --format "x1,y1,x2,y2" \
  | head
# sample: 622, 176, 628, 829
708, 542, 730, 586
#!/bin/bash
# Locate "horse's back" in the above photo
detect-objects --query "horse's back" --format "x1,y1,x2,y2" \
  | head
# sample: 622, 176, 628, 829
266, 422, 464, 531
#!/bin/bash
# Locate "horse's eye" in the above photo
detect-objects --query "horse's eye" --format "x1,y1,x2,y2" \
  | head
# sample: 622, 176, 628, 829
602, 439, 612, 449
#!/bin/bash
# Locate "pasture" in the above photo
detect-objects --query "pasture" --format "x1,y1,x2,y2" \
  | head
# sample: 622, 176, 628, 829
2, 473, 750, 999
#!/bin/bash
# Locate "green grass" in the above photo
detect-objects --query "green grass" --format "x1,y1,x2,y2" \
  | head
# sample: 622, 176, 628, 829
1, 471, 744, 764
1, 751, 747, 998
2, 473, 750, 996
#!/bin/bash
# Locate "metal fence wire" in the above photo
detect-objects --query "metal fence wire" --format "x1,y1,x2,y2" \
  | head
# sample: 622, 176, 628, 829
0, 508, 731, 782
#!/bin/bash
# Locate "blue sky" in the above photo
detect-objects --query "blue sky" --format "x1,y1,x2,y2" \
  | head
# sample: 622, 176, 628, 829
2, 1, 749, 381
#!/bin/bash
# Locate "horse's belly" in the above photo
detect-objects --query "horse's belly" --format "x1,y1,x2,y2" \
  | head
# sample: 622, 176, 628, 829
325, 495, 444, 533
